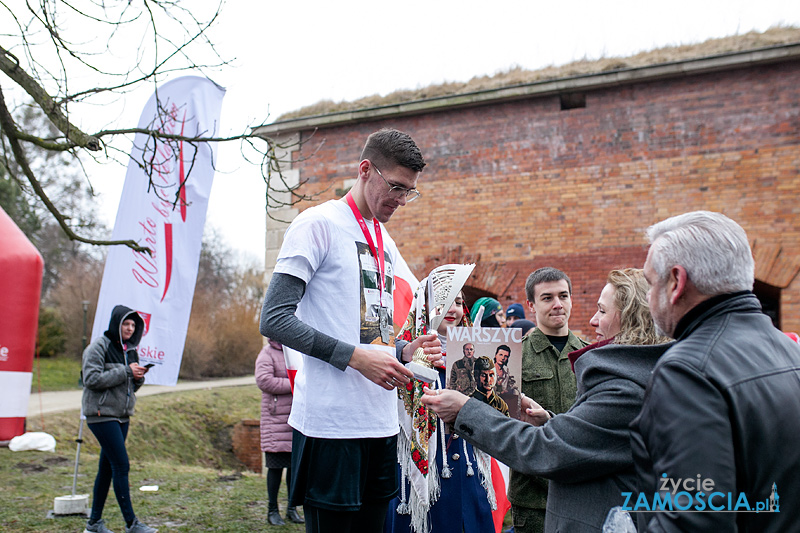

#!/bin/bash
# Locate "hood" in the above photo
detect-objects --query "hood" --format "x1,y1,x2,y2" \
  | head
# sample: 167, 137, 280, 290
104, 304, 145, 348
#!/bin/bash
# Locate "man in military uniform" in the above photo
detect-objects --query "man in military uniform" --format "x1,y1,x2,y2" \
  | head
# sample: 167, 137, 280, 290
449, 342, 477, 394
510, 267, 588, 533
469, 356, 509, 416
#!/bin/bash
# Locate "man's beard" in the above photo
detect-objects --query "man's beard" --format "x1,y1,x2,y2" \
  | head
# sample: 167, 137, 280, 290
651, 286, 675, 339
654, 321, 671, 338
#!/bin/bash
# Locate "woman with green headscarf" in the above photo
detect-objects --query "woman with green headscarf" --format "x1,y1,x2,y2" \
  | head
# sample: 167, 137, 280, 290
470, 297, 506, 328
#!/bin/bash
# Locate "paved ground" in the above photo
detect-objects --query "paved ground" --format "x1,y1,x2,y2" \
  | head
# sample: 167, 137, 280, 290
27, 376, 256, 416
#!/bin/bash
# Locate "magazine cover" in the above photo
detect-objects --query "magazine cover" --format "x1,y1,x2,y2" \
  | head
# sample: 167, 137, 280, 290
446, 326, 524, 419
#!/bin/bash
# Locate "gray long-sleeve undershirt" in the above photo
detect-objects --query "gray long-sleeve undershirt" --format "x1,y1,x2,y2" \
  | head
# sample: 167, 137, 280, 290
260, 273, 408, 367
259, 272, 354, 371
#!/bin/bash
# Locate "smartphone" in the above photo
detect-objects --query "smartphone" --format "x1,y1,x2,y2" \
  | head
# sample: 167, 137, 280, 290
144, 363, 155, 369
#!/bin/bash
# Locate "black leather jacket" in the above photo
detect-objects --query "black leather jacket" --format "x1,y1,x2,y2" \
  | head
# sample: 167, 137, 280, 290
630, 292, 800, 532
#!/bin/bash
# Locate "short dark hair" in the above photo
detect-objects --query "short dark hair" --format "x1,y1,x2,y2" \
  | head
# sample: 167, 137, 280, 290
495, 344, 511, 355
360, 128, 426, 172
473, 356, 495, 381
525, 267, 572, 302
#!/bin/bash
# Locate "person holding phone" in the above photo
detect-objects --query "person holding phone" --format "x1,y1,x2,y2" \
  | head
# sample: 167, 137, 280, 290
81, 305, 157, 533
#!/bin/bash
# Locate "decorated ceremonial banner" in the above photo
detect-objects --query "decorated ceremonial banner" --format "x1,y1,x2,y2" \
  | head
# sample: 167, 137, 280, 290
93, 76, 225, 386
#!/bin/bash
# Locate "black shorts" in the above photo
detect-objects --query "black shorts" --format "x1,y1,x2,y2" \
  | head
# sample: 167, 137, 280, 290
289, 430, 398, 511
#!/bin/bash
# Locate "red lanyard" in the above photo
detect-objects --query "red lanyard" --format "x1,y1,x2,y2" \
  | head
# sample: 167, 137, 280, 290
346, 193, 386, 304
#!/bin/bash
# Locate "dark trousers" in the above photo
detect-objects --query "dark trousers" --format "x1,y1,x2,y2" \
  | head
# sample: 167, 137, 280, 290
88, 420, 136, 526
290, 430, 397, 533
304, 501, 389, 533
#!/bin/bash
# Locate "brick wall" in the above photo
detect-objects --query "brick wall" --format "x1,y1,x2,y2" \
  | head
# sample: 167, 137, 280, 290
278, 59, 800, 334
232, 419, 262, 473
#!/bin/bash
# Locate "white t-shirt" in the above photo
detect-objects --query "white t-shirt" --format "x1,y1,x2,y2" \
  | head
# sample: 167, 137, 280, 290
274, 199, 405, 439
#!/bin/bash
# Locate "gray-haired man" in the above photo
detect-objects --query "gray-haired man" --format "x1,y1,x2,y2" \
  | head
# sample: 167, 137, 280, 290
631, 211, 800, 532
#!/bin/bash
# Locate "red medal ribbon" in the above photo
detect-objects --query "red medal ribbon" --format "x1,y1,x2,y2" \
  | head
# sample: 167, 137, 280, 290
346, 192, 386, 305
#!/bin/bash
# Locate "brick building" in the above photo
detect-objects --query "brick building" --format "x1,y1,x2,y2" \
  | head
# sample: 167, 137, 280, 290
256, 42, 800, 337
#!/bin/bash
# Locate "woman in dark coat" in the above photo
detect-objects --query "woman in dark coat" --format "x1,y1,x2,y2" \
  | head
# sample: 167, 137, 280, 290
255, 339, 304, 525
423, 269, 672, 533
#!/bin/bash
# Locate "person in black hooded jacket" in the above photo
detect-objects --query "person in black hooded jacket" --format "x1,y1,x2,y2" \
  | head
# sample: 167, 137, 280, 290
81, 305, 157, 533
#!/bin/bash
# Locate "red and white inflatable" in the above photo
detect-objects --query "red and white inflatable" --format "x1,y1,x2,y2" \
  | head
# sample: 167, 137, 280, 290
0, 206, 43, 441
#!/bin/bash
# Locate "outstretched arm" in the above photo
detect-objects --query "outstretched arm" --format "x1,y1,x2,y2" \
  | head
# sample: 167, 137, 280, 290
399, 334, 443, 365
425, 379, 640, 482
260, 273, 353, 369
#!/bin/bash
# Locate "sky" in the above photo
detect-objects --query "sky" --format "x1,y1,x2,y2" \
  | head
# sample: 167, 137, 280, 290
13, 0, 800, 265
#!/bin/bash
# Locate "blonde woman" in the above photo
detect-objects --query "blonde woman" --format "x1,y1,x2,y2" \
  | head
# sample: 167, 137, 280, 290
423, 268, 671, 533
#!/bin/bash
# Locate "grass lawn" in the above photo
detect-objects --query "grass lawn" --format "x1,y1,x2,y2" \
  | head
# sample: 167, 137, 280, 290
30, 356, 83, 392
2, 385, 304, 532
18, 358, 514, 530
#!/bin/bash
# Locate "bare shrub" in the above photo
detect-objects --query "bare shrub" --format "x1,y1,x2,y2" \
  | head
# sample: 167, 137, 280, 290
182, 299, 261, 379
180, 232, 264, 380
46, 256, 104, 359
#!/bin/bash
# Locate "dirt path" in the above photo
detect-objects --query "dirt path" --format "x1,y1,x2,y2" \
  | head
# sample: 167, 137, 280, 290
27, 376, 256, 416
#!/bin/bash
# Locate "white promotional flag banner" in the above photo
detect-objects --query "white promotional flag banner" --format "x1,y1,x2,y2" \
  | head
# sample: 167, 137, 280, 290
92, 76, 226, 385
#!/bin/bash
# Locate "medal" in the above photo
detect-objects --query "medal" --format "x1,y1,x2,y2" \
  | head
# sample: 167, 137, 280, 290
379, 306, 392, 344
346, 192, 392, 345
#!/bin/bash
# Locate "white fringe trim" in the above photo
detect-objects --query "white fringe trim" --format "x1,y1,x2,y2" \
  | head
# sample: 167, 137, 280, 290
396, 399, 441, 533
439, 416, 452, 479
474, 447, 497, 511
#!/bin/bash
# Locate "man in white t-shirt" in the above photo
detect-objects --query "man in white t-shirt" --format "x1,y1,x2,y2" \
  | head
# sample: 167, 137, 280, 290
260, 128, 439, 533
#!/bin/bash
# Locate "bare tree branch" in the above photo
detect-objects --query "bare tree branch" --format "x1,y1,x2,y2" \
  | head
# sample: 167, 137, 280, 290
0, 46, 101, 150
0, 0, 322, 253
0, 85, 147, 251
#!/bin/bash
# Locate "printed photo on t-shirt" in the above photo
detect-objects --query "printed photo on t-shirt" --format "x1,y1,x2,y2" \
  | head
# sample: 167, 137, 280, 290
357, 241, 396, 346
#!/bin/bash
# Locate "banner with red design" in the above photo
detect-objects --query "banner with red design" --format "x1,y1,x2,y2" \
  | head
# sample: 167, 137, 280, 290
392, 252, 417, 328
92, 76, 225, 386
491, 458, 511, 533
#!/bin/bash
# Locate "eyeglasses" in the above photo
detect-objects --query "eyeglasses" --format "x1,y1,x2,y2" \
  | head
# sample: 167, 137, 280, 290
372, 163, 421, 203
